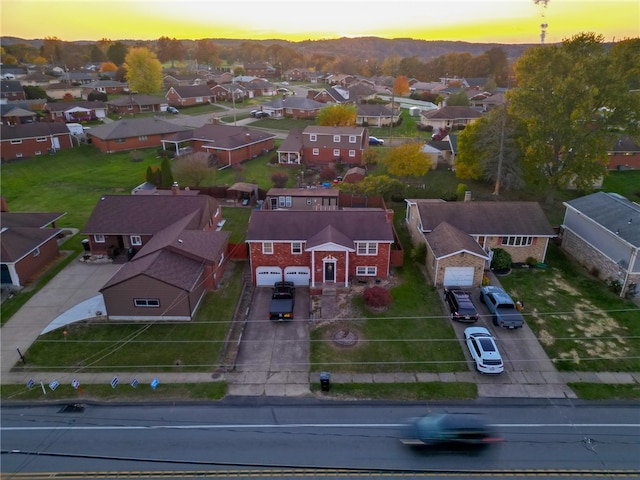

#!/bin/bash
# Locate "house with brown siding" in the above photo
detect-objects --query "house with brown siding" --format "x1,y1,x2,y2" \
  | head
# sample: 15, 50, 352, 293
161, 124, 276, 167
405, 199, 556, 287
246, 209, 396, 289
84, 193, 229, 321
264, 188, 339, 210
86, 117, 192, 153
1, 123, 74, 161
1, 211, 65, 287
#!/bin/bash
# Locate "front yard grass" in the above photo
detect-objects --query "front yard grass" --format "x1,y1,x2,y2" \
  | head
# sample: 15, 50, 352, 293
498, 243, 640, 372
13, 261, 244, 373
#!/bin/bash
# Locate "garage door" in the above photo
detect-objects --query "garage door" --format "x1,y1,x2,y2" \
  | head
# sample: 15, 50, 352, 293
255, 267, 282, 286
443, 267, 474, 287
284, 266, 310, 286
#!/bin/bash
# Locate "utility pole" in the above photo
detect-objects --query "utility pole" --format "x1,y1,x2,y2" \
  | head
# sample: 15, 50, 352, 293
493, 104, 507, 196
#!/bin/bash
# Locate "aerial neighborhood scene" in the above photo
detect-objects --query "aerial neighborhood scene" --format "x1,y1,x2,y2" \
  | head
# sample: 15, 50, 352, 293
1, 0, 639, 476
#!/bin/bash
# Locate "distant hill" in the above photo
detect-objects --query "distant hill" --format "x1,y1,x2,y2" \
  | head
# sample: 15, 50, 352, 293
1, 36, 541, 61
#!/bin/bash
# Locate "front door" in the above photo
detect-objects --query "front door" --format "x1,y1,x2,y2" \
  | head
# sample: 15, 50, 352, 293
324, 261, 335, 283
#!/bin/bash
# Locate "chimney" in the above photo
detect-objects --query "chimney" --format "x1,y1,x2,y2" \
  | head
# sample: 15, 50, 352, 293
464, 191, 472, 202
171, 181, 179, 195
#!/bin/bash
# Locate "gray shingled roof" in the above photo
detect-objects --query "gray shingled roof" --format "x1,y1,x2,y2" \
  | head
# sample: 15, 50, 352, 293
422, 106, 482, 120
426, 222, 489, 259
416, 201, 555, 236
82, 195, 219, 235
0, 122, 71, 140
564, 192, 640, 247
86, 117, 192, 141
246, 209, 394, 244
163, 124, 275, 150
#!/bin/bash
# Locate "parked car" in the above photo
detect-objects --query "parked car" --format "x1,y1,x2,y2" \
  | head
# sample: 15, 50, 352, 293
166, 106, 179, 114
464, 326, 504, 374
255, 111, 270, 118
479, 285, 524, 329
249, 109, 259, 117
369, 136, 385, 146
400, 413, 502, 447
444, 287, 479, 322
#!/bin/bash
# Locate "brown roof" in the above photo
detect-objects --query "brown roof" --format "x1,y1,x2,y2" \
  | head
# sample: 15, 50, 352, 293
416, 201, 555, 236
1, 212, 66, 228
0, 226, 61, 262
82, 194, 220, 235
164, 124, 275, 150
246, 209, 394, 244
426, 222, 489, 259
44, 100, 106, 112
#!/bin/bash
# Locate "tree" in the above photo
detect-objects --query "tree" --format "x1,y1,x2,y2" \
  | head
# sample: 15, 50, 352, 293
394, 75, 410, 96
106, 42, 128, 65
445, 90, 470, 106
193, 39, 221, 66
124, 47, 163, 94
23, 85, 47, 100
508, 33, 640, 204
100, 61, 118, 73
160, 157, 174, 187
455, 106, 526, 193
156, 36, 186, 67
382, 142, 432, 178
173, 153, 211, 187
337, 175, 403, 200
316, 104, 357, 127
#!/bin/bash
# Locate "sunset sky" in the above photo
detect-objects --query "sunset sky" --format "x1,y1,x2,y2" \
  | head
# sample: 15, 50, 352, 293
1, 0, 638, 44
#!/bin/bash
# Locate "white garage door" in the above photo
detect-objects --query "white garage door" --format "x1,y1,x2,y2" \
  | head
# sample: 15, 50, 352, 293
443, 267, 475, 287
256, 267, 282, 286
284, 266, 310, 286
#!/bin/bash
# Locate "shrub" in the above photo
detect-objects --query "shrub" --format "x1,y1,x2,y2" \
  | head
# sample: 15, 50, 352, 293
526, 256, 538, 267
362, 286, 393, 309
490, 248, 512, 270
271, 172, 288, 188
410, 243, 426, 263
320, 165, 337, 181
456, 183, 468, 201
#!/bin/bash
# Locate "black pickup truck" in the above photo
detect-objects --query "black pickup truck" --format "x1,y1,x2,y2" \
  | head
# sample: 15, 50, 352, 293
269, 281, 295, 321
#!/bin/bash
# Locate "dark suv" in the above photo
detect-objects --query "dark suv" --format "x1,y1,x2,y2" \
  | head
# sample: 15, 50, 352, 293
444, 287, 479, 322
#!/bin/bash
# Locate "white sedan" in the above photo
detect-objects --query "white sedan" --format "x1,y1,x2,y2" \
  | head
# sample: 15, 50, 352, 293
464, 326, 504, 374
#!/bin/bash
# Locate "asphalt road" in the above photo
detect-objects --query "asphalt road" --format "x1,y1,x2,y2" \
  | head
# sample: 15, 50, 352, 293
2, 401, 638, 477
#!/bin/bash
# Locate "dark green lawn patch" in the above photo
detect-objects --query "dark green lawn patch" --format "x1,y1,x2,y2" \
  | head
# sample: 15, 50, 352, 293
498, 244, 640, 372
568, 383, 640, 400
0, 382, 227, 402
310, 382, 477, 401
15, 262, 245, 373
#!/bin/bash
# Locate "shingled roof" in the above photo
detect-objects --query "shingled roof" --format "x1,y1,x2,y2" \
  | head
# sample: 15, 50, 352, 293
246, 209, 394, 244
86, 117, 192, 141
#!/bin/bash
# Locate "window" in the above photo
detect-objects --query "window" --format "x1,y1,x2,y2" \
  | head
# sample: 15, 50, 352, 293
349, 135, 357, 143
310, 134, 317, 141
36, 137, 47, 142
292, 242, 302, 254
348, 150, 356, 157
138, 135, 148, 141
312, 148, 319, 156
278, 196, 292, 208
35, 151, 42, 156
94, 234, 105, 243
356, 266, 377, 276
306, 199, 312, 206
333, 135, 340, 142
134, 299, 160, 307
218, 252, 225, 266
501, 236, 533, 247
115, 138, 126, 144
130, 235, 142, 246
333, 149, 340, 157
357, 242, 378, 255
10, 139, 22, 145
263, 242, 274, 254
33, 247, 40, 257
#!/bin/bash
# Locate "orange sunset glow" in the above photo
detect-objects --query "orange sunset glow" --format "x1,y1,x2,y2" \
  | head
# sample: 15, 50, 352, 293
1, 0, 638, 44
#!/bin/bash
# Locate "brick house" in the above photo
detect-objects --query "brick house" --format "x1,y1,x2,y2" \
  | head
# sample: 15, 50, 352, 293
80, 80, 128, 98
246, 209, 396, 288
0, 210, 65, 287
210, 83, 248, 103
1, 123, 74, 161
606, 136, 640, 171
84, 193, 229, 321
43, 100, 107, 123
561, 191, 640, 298
244, 61, 276, 78
86, 117, 192, 153
261, 96, 325, 119
105, 94, 168, 115
165, 85, 213, 107
0, 80, 26, 101
419, 105, 483, 131
277, 125, 368, 167
405, 199, 556, 287
161, 124, 276, 166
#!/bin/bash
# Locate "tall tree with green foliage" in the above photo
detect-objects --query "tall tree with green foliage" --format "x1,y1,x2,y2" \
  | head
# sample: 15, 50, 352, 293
337, 175, 403, 200
160, 157, 174, 187
106, 41, 128, 66
382, 142, 432, 178
124, 47, 163, 94
156, 36, 186, 67
456, 106, 526, 193
508, 33, 640, 204
316, 104, 357, 127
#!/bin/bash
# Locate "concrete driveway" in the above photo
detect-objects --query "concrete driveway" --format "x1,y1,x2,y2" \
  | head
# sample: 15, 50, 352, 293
228, 286, 311, 396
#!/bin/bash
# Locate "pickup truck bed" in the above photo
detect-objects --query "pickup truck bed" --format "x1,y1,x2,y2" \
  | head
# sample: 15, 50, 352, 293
479, 285, 524, 329
270, 281, 295, 321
